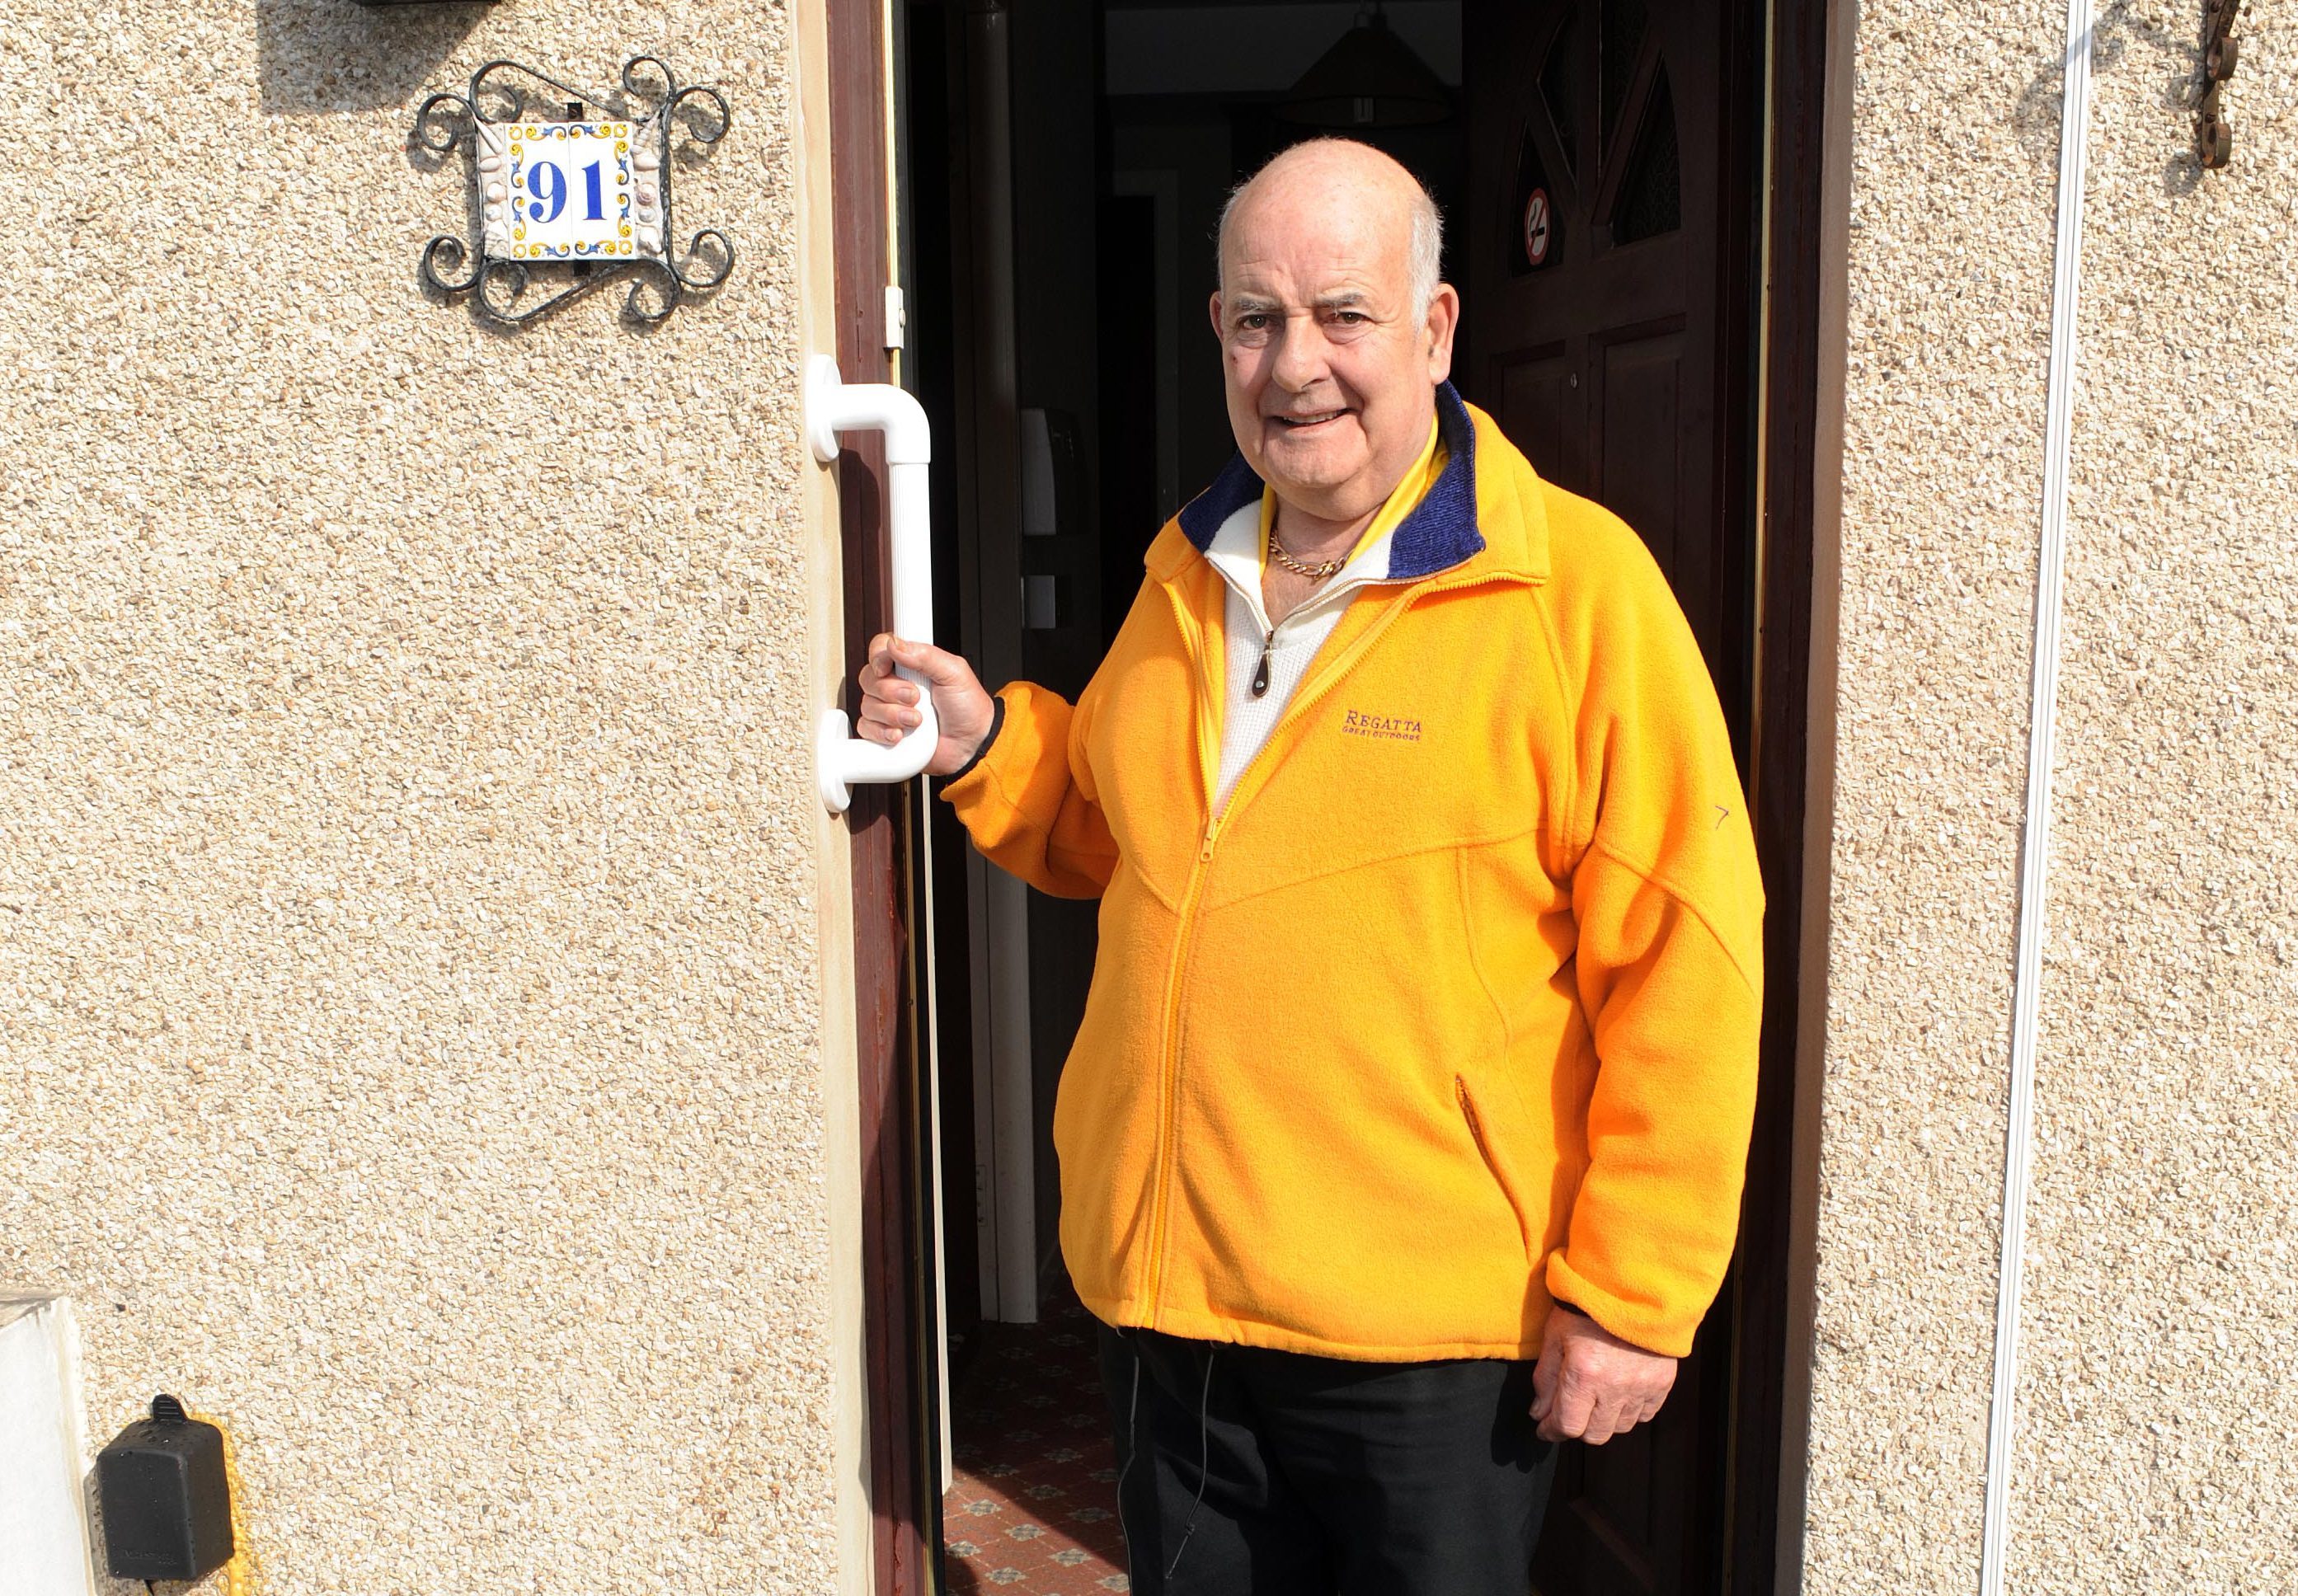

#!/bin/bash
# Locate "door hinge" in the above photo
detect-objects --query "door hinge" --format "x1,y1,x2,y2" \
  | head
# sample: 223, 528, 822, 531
885, 284, 907, 350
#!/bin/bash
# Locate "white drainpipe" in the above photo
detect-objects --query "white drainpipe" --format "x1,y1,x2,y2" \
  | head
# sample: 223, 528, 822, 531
1980, 1, 2095, 1589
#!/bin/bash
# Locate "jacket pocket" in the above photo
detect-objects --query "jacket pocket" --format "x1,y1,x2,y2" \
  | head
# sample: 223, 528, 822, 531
1455, 1074, 1537, 1266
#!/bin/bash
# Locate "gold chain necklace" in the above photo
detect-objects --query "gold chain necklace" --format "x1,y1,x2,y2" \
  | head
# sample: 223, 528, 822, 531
1268, 534, 1345, 580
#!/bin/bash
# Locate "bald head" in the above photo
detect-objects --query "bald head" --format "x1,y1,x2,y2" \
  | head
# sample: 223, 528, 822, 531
1218, 139, 1444, 317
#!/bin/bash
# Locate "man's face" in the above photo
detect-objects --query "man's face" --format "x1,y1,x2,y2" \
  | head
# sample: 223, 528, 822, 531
1210, 166, 1458, 526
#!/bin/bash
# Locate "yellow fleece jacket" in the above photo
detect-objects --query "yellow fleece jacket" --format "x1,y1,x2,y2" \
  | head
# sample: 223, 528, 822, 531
942, 386, 1763, 1360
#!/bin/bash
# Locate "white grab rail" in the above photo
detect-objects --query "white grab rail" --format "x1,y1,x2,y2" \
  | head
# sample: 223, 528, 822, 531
809, 354, 939, 814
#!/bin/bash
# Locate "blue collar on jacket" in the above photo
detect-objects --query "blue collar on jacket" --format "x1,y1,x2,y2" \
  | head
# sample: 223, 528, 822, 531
1174, 381, 1483, 581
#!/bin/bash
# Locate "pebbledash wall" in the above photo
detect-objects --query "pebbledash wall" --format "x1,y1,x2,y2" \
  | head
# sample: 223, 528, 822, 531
7, 2, 2296, 1596
0, 2, 868, 1594
1797, 1, 2298, 1593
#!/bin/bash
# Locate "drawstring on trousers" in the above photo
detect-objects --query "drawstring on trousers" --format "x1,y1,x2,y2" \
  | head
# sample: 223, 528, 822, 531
1114, 1337, 1144, 1589
1165, 1347, 1217, 1581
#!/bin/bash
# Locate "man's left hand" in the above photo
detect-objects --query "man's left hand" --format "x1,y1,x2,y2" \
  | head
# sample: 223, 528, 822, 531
1531, 1304, 1677, 1445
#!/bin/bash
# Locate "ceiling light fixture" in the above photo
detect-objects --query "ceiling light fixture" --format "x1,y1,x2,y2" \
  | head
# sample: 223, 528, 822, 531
1275, 2, 1452, 129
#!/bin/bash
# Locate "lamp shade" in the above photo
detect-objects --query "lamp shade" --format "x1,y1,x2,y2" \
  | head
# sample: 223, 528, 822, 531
1275, 7, 1452, 129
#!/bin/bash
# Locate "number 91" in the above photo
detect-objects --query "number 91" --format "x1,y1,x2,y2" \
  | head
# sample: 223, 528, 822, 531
523, 160, 605, 227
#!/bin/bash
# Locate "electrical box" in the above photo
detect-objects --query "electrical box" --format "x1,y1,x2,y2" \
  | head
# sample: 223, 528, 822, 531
96, 1395, 234, 1583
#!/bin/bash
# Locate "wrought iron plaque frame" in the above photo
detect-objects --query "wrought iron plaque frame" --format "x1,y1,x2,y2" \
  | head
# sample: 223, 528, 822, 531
415, 57, 734, 325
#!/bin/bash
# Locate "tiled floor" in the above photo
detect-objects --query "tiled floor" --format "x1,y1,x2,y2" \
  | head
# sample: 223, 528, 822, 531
942, 1288, 1130, 1594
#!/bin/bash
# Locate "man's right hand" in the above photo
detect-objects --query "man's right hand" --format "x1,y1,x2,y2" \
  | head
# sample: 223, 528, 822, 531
856, 634, 998, 777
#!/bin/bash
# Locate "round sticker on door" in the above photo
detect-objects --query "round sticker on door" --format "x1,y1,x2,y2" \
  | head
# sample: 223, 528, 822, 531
1523, 188, 1553, 269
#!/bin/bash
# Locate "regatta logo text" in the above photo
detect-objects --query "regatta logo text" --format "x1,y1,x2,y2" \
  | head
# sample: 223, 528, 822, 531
1342, 710, 1422, 743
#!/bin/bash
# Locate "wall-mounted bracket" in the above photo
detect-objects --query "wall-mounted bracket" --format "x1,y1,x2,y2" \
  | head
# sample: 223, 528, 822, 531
2197, 0, 2243, 168
412, 57, 734, 324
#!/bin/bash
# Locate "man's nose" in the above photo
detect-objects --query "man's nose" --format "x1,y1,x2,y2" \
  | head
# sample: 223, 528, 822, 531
1270, 314, 1331, 392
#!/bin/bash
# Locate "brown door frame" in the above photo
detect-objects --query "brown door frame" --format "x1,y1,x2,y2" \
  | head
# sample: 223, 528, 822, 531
1725, 0, 1840, 1587
826, 0, 1849, 1586
826, 0, 942, 1590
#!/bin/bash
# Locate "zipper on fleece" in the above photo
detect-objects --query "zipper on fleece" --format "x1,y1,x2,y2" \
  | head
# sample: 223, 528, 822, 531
1137, 563, 1534, 1319
1160, 579, 1225, 818
1141, 803, 1224, 1319
1249, 629, 1274, 697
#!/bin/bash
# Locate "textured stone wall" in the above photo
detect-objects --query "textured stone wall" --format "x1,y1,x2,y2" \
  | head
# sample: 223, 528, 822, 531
1800, 3, 2066, 1587
0, 4, 840, 1593
1805, 2, 2298, 1590
2011, 4, 2298, 1590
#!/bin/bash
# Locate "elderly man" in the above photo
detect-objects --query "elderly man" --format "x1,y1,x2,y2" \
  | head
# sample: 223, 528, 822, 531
856, 139, 1761, 1595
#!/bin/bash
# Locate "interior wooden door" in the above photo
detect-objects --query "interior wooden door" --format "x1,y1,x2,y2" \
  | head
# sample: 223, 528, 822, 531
1463, 0, 1764, 1589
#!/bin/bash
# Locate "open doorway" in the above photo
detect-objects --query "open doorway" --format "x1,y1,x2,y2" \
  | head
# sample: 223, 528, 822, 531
887, 0, 1810, 1589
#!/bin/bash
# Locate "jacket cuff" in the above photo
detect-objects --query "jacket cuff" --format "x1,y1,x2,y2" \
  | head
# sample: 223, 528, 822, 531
1545, 1252, 1691, 1358
1544, 1295, 1666, 1358
942, 694, 1007, 784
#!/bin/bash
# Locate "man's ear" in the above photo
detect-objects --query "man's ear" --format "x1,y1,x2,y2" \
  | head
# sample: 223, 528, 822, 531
1424, 284, 1461, 384
1207, 291, 1226, 342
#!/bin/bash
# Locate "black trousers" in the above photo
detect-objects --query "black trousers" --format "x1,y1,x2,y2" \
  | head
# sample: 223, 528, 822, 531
1097, 1322, 1558, 1595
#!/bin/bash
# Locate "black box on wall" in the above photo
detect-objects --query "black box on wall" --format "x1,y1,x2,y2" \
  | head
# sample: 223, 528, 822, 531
96, 1395, 236, 1583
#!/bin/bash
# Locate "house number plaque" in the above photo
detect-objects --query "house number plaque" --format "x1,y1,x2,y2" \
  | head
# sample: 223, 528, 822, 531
414, 57, 734, 325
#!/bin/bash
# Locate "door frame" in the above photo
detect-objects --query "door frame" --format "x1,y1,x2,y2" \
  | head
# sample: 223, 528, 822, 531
820, 0, 1857, 1587
819, 0, 944, 1592
1743, 0, 1855, 1588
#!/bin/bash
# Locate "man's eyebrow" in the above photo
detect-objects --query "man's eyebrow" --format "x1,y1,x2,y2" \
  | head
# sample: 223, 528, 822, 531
1223, 288, 1377, 318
